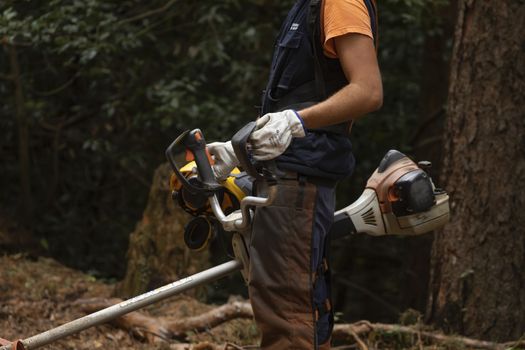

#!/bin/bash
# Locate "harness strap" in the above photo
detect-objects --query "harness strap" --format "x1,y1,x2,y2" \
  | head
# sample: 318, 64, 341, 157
363, 0, 378, 48
314, 261, 331, 322
313, 257, 330, 286
308, 0, 326, 100
315, 298, 332, 320
308, 0, 378, 76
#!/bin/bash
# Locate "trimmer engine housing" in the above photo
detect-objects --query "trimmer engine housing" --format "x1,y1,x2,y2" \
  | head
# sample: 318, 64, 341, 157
334, 150, 450, 236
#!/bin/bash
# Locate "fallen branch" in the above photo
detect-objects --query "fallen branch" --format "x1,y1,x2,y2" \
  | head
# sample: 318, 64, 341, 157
77, 298, 253, 342
504, 340, 525, 349
333, 321, 521, 350
166, 300, 253, 338
77, 298, 171, 342
77, 299, 525, 349
348, 327, 368, 350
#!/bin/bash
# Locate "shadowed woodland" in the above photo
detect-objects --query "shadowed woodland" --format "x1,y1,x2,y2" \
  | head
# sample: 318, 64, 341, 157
1, 0, 524, 349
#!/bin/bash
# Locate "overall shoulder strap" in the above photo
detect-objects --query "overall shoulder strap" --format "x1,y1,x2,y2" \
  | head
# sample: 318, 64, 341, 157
307, 0, 378, 98
362, 0, 378, 48
305, 0, 378, 136
308, 0, 326, 100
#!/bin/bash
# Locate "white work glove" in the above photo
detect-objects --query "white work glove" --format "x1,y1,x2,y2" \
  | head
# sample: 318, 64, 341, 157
249, 109, 306, 161
207, 141, 239, 180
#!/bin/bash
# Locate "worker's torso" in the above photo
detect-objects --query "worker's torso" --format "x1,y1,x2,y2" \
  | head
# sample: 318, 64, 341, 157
262, 0, 355, 180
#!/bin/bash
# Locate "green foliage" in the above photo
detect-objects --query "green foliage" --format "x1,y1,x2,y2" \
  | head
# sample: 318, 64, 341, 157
0, 0, 291, 275
0, 0, 452, 282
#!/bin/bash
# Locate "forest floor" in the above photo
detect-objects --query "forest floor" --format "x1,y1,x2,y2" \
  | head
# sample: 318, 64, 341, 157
0, 254, 259, 349
2, 254, 522, 350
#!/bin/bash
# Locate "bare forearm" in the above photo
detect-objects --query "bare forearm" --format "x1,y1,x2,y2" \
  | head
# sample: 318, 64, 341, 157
297, 81, 383, 129
297, 33, 383, 129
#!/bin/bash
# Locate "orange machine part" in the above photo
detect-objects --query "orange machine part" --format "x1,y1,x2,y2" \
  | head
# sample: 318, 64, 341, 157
205, 148, 215, 166
0, 338, 25, 350
185, 149, 195, 162
184, 148, 215, 166
366, 157, 419, 214
170, 172, 182, 192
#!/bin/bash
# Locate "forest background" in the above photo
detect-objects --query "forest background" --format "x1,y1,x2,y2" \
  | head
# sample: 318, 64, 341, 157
1, 0, 523, 345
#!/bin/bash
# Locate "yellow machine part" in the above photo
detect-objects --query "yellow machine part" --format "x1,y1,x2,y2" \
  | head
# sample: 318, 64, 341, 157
222, 170, 246, 203
170, 161, 198, 192
170, 161, 247, 214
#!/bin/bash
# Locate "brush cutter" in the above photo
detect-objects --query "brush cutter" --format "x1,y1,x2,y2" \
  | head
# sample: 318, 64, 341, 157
0, 122, 449, 350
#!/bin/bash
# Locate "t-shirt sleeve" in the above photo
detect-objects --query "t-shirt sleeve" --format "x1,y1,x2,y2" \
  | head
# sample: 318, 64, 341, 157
322, 0, 374, 58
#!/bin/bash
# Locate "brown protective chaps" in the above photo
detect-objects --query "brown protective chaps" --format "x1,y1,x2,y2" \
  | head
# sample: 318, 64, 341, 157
248, 178, 334, 349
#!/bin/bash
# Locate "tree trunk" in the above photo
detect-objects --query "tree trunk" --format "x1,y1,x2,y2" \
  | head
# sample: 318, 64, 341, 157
404, 0, 458, 315
427, 0, 525, 342
116, 163, 210, 299
7, 43, 33, 225
412, 0, 457, 170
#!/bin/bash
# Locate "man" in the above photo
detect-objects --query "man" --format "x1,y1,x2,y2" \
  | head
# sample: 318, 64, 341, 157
208, 0, 382, 348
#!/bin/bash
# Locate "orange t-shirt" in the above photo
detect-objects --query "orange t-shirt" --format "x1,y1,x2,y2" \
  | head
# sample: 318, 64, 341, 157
321, 0, 375, 58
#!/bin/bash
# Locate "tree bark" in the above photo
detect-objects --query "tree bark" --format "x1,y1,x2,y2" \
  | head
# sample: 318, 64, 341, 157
402, 0, 458, 320
427, 0, 525, 341
412, 0, 457, 169
116, 163, 210, 298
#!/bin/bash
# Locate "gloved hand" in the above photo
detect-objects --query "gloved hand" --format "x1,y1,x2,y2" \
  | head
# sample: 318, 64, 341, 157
207, 141, 239, 180
249, 109, 306, 161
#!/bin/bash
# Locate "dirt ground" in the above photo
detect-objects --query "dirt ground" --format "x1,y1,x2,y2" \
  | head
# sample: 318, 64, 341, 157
3, 254, 515, 350
0, 254, 259, 349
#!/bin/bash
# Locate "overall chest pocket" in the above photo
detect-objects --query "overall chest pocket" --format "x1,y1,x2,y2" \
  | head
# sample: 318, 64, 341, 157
271, 29, 304, 94
279, 29, 302, 49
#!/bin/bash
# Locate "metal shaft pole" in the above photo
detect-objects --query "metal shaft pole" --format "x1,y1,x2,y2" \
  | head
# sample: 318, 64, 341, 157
1, 260, 243, 350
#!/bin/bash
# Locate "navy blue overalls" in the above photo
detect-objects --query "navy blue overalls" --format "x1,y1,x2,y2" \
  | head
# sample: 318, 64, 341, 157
248, 0, 377, 348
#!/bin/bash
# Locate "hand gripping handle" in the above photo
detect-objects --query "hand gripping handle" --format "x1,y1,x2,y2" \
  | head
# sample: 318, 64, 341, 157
231, 121, 259, 179
231, 121, 277, 185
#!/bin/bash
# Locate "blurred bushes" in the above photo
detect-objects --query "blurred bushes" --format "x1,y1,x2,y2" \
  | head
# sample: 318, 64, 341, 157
0, 0, 290, 275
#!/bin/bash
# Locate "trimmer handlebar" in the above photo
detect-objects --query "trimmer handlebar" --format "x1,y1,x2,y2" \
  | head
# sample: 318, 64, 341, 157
231, 121, 278, 185
231, 121, 259, 179
185, 129, 219, 189
165, 129, 221, 195
166, 123, 277, 232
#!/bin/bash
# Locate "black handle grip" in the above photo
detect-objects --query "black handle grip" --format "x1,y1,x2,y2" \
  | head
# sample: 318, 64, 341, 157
185, 129, 219, 189
165, 129, 220, 196
231, 122, 259, 179
231, 121, 278, 184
